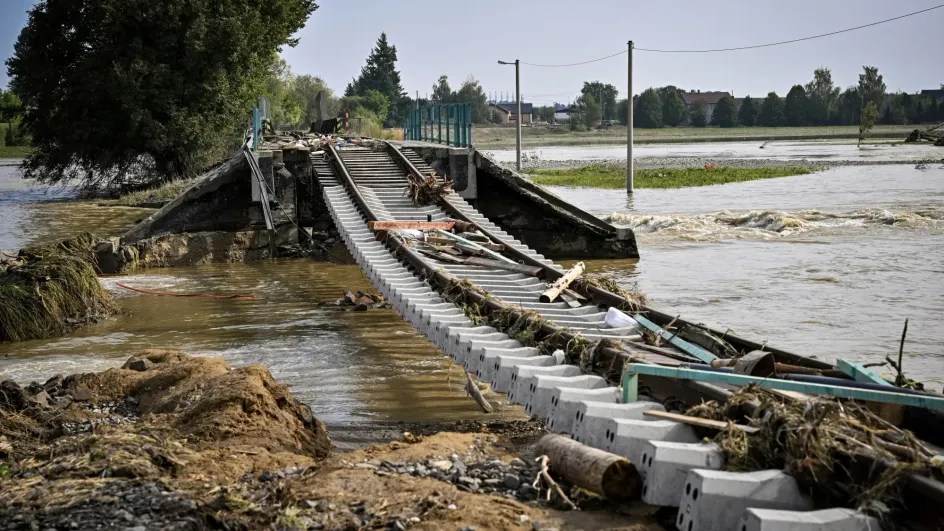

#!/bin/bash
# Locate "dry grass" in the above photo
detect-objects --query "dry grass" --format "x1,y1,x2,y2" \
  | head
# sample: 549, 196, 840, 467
686, 387, 944, 521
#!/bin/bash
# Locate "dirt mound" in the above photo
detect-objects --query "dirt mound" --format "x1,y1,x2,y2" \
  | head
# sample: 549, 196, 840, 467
1, 354, 660, 530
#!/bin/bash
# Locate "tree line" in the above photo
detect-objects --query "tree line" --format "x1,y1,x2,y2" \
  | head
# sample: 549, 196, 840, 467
632, 67, 942, 129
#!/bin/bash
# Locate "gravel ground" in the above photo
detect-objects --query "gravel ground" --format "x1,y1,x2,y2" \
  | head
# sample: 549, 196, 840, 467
505, 156, 944, 172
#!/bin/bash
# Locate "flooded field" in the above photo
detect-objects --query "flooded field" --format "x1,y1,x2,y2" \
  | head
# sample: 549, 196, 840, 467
485, 140, 941, 163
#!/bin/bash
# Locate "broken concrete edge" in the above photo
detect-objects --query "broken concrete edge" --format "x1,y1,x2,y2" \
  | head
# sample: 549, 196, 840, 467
96, 226, 308, 274
120, 152, 248, 244
406, 142, 625, 240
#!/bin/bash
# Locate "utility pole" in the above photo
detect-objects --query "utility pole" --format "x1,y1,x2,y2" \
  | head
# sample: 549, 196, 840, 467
497, 59, 522, 172
416, 90, 419, 109
626, 40, 634, 194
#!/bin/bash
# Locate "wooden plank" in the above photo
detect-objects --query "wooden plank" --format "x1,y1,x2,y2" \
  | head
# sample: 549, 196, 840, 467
623, 363, 944, 411
368, 221, 455, 230
462, 256, 543, 276
632, 314, 718, 363
643, 410, 761, 434
540, 262, 585, 303
837, 359, 892, 387
435, 230, 517, 265
425, 235, 504, 251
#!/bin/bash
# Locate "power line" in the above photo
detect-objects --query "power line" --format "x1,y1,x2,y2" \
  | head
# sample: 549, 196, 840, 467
519, 4, 943, 67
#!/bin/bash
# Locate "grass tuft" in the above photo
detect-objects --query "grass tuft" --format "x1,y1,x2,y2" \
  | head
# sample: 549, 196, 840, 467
529, 165, 814, 189
0, 233, 116, 342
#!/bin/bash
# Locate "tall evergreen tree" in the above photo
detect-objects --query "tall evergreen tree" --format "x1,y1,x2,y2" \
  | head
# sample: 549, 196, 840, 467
737, 95, 757, 126
758, 92, 785, 126
784, 85, 810, 126
635, 88, 663, 128
346, 33, 406, 126
659, 86, 687, 127
711, 96, 738, 127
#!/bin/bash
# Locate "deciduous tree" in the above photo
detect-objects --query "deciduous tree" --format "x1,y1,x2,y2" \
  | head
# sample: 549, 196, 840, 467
738, 95, 757, 126
711, 96, 738, 127
804, 67, 840, 125
858, 101, 878, 146
659, 86, 687, 127
6, 0, 316, 187
858, 66, 886, 111
293, 75, 339, 126
758, 92, 785, 126
689, 100, 708, 127
635, 88, 663, 128
431, 75, 453, 103
784, 85, 810, 126
581, 82, 618, 121
579, 93, 602, 128
455, 76, 488, 123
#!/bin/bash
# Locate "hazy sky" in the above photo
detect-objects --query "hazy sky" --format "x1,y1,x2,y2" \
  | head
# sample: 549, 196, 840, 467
3, 0, 943, 104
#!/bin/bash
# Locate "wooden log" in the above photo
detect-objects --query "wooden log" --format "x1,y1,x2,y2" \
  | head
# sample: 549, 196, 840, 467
368, 221, 455, 231
643, 410, 760, 434
465, 372, 493, 413
539, 262, 585, 303
534, 433, 640, 500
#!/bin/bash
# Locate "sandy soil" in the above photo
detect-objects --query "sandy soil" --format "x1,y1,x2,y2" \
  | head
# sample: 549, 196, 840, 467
0, 351, 664, 530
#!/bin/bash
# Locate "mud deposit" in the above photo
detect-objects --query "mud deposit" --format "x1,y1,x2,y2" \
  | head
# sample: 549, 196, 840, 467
0, 353, 658, 531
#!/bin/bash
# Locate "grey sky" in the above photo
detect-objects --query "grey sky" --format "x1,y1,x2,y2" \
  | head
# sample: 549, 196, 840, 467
3, 0, 943, 103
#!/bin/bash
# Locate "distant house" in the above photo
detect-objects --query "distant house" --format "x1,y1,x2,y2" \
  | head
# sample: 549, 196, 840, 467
553, 103, 573, 122
920, 89, 944, 102
681, 90, 732, 125
489, 101, 533, 124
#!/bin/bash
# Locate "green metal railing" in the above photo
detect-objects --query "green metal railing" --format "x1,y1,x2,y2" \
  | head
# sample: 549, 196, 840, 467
404, 103, 473, 147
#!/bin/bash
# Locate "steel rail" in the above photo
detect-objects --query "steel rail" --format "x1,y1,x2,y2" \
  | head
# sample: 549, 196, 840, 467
385, 143, 831, 370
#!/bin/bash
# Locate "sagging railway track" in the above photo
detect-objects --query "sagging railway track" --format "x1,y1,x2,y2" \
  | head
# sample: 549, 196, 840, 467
313, 142, 943, 531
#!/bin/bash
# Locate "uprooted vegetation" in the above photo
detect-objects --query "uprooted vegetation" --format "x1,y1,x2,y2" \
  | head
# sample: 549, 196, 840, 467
0, 233, 116, 342
685, 386, 944, 524
0, 351, 660, 530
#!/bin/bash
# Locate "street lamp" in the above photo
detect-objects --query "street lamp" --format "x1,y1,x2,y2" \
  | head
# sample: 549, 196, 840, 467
498, 59, 521, 172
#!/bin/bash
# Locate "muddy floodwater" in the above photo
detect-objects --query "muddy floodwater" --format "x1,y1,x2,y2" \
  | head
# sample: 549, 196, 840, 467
3, 157, 944, 442
553, 164, 944, 381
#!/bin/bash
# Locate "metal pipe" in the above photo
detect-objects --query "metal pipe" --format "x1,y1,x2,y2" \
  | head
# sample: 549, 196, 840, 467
781, 373, 937, 397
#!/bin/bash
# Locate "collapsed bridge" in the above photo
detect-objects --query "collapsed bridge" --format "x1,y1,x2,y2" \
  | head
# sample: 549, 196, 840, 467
313, 140, 944, 531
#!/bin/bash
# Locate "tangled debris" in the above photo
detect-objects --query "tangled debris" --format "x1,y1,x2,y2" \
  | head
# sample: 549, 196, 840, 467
331, 288, 389, 311
0, 233, 116, 342
405, 173, 453, 206
685, 387, 944, 523
581, 274, 648, 312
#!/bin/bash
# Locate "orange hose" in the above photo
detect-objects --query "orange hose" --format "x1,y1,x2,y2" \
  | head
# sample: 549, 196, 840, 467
115, 281, 258, 301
